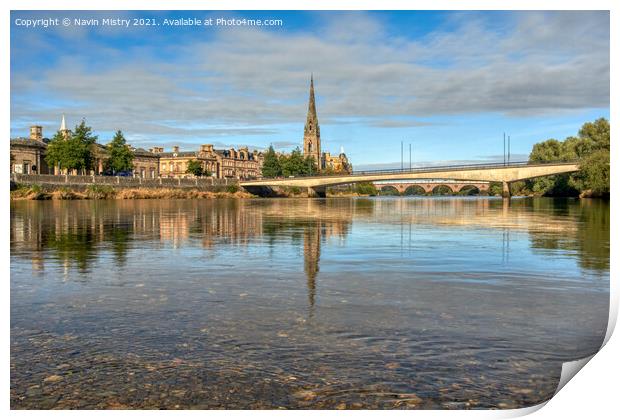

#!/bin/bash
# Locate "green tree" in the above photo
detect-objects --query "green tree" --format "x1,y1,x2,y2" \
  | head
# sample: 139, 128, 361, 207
44, 131, 69, 172
45, 130, 90, 173
261, 145, 282, 178
281, 147, 305, 177
186, 160, 206, 177
527, 118, 609, 197
279, 147, 319, 177
488, 182, 503, 196
579, 117, 610, 151
573, 149, 610, 196
529, 139, 563, 163
106, 130, 134, 174
72, 120, 98, 172
302, 154, 318, 175
355, 182, 378, 196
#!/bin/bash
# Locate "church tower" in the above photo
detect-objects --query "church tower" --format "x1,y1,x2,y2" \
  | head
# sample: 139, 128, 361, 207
303, 75, 322, 170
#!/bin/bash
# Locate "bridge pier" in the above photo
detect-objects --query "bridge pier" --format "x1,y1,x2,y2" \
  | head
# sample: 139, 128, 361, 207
307, 186, 326, 198
502, 181, 511, 198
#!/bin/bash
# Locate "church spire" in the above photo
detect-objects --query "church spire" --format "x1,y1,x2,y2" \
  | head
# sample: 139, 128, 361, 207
307, 73, 317, 122
59, 114, 70, 139
303, 74, 321, 170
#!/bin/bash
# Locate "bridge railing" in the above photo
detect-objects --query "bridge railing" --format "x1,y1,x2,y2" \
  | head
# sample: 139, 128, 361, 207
252, 160, 580, 182
351, 161, 532, 176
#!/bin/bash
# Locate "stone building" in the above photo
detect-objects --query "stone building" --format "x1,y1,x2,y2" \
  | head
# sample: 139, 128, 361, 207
131, 148, 160, 179
153, 144, 263, 179
323, 148, 352, 174
11, 117, 262, 180
302, 76, 352, 174
10, 137, 50, 175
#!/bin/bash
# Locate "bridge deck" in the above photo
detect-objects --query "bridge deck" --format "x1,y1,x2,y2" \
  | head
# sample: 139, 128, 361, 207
241, 161, 581, 189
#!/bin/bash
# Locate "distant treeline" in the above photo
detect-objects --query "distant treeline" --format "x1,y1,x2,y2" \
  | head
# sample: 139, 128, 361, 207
490, 118, 610, 198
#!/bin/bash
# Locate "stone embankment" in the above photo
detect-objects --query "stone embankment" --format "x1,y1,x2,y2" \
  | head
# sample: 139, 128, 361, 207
10, 174, 248, 200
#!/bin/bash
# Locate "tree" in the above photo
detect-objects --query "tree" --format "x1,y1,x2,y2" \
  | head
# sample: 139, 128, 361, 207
573, 149, 610, 196
261, 145, 282, 178
186, 160, 205, 177
281, 147, 305, 177
302, 154, 318, 175
529, 139, 563, 163
526, 118, 610, 197
44, 131, 67, 172
488, 182, 503, 196
279, 147, 319, 177
579, 117, 610, 151
45, 130, 90, 173
355, 182, 377, 196
72, 120, 98, 172
45, 120, 99, 174
106, 130, 134, 174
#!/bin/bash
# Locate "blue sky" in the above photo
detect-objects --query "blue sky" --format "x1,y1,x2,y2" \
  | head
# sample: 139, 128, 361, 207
10, 11, 609, 169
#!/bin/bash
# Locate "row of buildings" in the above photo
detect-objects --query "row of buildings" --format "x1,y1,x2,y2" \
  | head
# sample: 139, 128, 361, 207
10, 76, 351, 179
10, 121, 265, 180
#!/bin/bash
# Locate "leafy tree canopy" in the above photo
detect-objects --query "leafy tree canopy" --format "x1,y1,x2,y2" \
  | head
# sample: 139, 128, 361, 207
45, 130, 90, 171
44, 120, 100, 173
261, 145, 282, 178
526, 118, 609, 197
280, 147, 318, 177
186, 159, 206, 177
106, 130, 134, 173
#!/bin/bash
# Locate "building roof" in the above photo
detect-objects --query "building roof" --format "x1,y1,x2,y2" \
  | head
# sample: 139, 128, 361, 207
132, 148, 158, 157
10, 138, 48, 148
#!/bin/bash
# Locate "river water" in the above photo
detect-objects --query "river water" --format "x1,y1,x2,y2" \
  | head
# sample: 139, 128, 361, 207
10, 197, 609, 409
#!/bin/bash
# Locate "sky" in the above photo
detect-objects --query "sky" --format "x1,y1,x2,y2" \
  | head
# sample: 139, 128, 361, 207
10, 10, 610, 170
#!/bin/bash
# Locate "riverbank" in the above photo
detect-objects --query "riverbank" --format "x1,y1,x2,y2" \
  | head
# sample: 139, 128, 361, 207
10, 184, 609, 201
10, 184, 253, 200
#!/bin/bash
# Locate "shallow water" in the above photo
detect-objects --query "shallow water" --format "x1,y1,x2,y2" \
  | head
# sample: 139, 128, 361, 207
10, 197, 609, 409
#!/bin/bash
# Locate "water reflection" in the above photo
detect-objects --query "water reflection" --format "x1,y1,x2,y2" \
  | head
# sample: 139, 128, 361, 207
10, 198, 609, 277
10, 197, 609, 409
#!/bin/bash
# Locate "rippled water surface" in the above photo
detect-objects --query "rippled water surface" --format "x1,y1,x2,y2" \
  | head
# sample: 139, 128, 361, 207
10, 197, 609, 409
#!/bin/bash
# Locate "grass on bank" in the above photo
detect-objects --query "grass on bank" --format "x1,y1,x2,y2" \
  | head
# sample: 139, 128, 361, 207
10, 184, 253, 200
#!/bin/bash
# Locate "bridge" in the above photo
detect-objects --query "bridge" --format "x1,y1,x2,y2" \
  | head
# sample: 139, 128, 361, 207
374, 180, 490, 195
240, 161, 580, 197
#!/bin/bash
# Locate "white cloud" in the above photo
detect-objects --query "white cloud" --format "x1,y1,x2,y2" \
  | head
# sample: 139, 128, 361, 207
11, 11, 609, 149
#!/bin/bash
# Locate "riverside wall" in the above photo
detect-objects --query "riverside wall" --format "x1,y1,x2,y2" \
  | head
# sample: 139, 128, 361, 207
10, 173, 238, 191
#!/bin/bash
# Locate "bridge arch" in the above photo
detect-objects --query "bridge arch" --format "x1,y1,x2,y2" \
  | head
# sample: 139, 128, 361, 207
379, 185, 400, 196
403, 185, 426, 195
431, 185, 454, 195
458, 184, 481, 195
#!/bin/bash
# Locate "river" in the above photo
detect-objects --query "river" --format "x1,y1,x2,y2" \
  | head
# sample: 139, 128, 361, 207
10, 197, 609, 409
